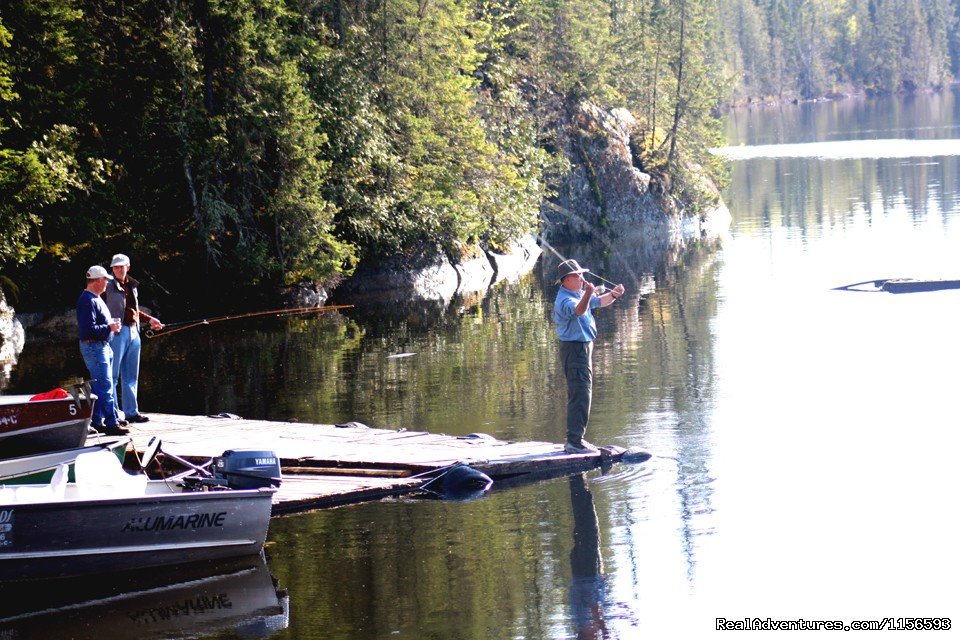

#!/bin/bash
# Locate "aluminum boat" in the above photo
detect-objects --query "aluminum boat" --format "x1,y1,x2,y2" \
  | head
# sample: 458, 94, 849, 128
0, 448, 276, 581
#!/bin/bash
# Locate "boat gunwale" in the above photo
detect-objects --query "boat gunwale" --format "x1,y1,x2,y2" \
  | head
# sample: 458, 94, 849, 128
0, 396, 88, 406
0, 482, 276, 509
0, 538, 262, 561
0, 438, 130, 481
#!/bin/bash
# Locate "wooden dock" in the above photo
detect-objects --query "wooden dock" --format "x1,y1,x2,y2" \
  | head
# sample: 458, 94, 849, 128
117, 413, 631, 515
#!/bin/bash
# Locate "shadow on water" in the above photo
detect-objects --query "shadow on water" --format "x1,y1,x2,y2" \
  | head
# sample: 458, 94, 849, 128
0, 555, 288, 639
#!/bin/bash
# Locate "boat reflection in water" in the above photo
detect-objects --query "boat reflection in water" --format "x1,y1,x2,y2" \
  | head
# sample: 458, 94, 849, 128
0, 554, 288, 639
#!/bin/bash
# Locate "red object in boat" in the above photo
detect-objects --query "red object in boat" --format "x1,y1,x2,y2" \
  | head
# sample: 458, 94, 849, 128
28, 388, 71, 401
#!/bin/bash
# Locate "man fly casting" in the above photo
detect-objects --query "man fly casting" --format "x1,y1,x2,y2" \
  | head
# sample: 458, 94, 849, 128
553, 259, 625, 454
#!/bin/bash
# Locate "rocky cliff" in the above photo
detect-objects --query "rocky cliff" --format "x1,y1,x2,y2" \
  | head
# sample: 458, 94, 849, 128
334, 234, 542, 304
0, 289, 25, 391
543, 102, 729, 243
335, 103, 730, 304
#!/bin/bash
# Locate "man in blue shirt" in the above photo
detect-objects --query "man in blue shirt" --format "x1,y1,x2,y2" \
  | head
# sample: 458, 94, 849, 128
77, 265, 127, 435
553, 259, 625, 454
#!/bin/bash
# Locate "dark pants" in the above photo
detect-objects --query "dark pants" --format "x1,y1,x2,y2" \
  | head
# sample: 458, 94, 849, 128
560, 340, 593, 445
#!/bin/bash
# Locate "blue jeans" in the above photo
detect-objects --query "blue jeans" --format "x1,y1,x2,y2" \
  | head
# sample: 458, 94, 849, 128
111, 324, 142, 417
79, 340, 119, 427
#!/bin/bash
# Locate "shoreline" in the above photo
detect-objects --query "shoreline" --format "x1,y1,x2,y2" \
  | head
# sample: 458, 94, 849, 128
723, 82, 959, 111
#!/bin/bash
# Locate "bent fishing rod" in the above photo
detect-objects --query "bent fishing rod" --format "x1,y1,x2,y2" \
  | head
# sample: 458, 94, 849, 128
537, 234, 621, 292
539, 200, 647, 288
144, 304, 353, 338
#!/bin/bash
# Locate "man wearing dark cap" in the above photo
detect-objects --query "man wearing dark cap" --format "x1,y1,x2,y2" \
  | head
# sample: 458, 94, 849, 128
76, 265, 127, 435
554, 259, 625, 454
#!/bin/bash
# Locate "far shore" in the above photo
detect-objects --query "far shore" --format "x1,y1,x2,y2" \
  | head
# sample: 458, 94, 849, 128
724, 82, 960, 111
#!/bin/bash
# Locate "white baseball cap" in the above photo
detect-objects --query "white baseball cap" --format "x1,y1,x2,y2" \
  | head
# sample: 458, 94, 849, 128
86, 265, 113, 280
110, 253, 131, 267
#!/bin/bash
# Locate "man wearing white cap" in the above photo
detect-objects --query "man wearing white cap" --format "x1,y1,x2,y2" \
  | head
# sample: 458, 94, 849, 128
101, 253, 163, 423
76, 265, 126, 435
554, 258, 625, 454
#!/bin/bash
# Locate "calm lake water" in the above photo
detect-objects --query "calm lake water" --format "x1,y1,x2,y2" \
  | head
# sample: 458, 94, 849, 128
6, 91, 960, 638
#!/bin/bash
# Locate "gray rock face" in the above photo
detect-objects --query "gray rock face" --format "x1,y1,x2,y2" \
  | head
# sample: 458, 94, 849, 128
337, 235, 543, 303
545, 102, 729, 242
453, 250, 496, 296
0, 290, 26, 391
336, 252, 460, 302
486, 235, 542, 284
280, 282, 330, 307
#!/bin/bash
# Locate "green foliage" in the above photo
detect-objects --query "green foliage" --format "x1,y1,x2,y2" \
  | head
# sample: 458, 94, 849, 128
165, 0, 352, 284
720, 0, 958, 100
0, 11, 94, 267
2, 0, 805, 306
601, 0, 731, 196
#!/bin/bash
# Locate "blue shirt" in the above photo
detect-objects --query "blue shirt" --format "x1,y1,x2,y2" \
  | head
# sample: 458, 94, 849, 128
554, 287, 600, 342
76, 290, 112, 341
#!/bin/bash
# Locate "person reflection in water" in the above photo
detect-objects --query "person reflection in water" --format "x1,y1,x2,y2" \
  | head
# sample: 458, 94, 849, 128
568, 473, 608, 639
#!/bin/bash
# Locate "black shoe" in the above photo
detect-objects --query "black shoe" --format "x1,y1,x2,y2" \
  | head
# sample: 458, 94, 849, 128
117, 418, 129, 427
126, 414, 150, 424
102, 424, 130, 436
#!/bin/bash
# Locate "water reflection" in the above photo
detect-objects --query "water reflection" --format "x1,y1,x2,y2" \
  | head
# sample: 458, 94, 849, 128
724, 89, 960, 238
0, 555, 288, 639
567, 473, 608, 640
724, 89, 960, 146
726, 154, 960, 236
714, 138, 960, 159
7, 228, 722, 453
5, 226, 725, 638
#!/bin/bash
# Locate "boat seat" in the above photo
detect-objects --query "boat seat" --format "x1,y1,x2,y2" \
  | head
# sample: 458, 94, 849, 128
73, 449, 148, 498
3, 464, 68, 504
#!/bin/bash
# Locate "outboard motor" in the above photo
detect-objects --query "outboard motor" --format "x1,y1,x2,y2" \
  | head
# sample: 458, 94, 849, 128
213, 449, 282, 489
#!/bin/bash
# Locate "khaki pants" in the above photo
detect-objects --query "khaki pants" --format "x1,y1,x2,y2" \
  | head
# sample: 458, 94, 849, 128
560, 340, 593, 445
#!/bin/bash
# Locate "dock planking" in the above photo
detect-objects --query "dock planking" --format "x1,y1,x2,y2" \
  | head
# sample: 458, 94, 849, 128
117, 413, 625, 514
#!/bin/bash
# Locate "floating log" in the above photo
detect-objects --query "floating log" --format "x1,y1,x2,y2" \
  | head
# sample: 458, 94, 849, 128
833, 278, 960, 293
881, 278, 960, 294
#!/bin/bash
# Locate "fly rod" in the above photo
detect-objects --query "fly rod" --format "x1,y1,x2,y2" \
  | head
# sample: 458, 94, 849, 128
539, 200, 649, 288
537, 235, 620, 291
144, 304, 353, 338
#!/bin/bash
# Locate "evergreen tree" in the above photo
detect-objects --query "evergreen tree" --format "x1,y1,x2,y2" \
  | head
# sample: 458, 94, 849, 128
165, 0, 352, 286
0, 3, 107, 272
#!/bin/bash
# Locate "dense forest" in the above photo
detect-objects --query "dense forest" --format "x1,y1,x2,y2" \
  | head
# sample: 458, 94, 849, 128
2, 0, 960, 310
724, 0, 960, 102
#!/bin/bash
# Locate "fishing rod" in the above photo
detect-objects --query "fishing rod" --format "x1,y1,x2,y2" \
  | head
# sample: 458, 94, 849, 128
144, 304, 354, 338
540, 201, 649, 289
537, 234, 620, 291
